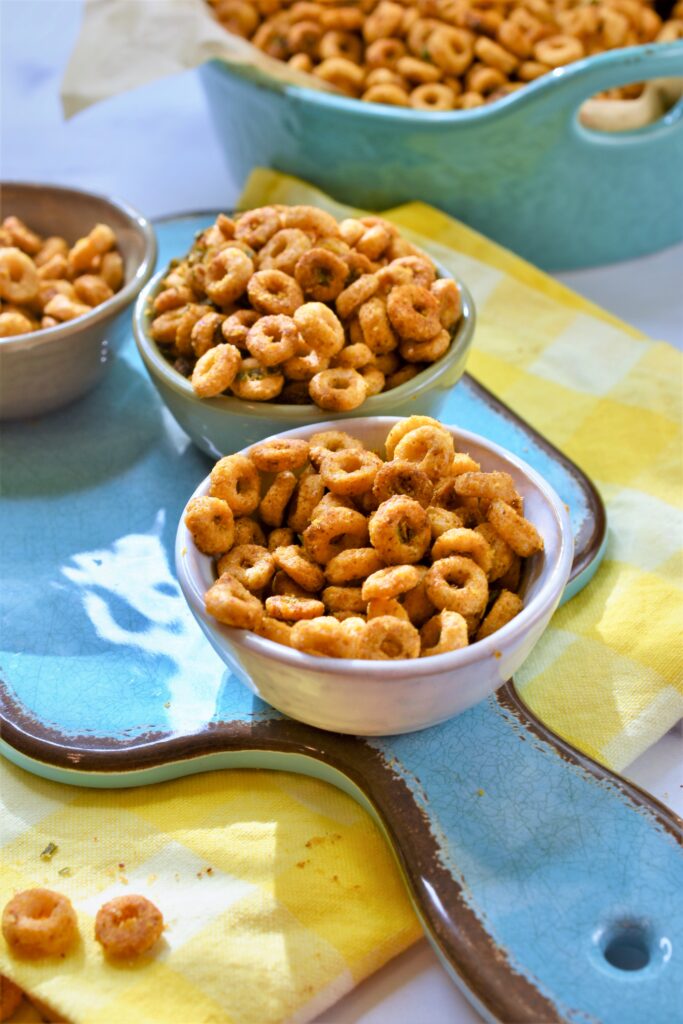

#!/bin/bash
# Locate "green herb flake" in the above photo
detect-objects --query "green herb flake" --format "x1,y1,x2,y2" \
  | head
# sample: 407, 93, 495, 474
58, 867, 72, 877
40, 842, 59, 861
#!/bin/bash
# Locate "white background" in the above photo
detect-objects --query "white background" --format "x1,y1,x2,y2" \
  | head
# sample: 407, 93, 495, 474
1, 3, 681, 1021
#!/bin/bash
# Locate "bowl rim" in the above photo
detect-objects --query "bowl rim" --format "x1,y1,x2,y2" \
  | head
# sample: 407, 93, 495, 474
133, 263, 476, 421
176, 416, 574, 678
204, 41, 683, 127
0, 181, 157, 352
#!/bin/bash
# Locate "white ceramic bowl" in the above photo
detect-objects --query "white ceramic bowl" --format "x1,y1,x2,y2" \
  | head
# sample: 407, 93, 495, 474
176, 417, 574, 736
0, 182, 156, 420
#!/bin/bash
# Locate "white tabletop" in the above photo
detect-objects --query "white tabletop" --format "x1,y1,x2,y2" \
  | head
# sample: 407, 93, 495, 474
2, 3, 681, 1022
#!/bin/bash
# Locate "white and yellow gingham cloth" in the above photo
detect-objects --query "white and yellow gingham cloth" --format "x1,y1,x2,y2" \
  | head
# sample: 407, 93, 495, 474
2, 170, 681, 1023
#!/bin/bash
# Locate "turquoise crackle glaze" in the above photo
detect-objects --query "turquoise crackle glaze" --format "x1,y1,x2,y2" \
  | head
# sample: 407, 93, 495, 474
2, 215, 679, 1024
199, 42, 683, 270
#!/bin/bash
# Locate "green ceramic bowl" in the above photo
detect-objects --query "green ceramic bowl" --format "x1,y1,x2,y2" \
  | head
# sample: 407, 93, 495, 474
133, 267, 476, 459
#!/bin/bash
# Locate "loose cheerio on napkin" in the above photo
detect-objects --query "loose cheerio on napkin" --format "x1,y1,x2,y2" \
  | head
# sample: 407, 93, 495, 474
2, 171, 681, 1024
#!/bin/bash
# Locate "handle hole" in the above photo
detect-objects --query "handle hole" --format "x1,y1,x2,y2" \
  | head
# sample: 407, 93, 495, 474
603, 924, 651, 971
578, 76, 683, 134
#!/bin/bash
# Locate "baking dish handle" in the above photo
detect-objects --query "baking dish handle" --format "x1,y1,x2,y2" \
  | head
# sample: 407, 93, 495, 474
545, 40, 683, 110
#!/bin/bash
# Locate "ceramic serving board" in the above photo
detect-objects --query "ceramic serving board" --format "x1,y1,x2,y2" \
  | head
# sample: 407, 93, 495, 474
2, 215, 681, 1024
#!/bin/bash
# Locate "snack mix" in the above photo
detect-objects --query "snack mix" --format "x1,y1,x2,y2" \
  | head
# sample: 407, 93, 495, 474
0, 216, 124, 336
150, 206, 463, 410
184, 415, 545, 659
207, 0, 683, 110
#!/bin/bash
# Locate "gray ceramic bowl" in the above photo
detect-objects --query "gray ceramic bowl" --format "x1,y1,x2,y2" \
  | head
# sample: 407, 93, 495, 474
133, 266, 476, 460
0, 182, 157, 419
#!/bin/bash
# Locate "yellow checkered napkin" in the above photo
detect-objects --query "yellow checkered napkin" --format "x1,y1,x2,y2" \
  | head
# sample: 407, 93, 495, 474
0, 765, 421, 1022
2, 170, 681, 1023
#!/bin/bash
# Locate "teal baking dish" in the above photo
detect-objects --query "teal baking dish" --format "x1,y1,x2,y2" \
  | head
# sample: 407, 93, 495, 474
199, 41, 683, 271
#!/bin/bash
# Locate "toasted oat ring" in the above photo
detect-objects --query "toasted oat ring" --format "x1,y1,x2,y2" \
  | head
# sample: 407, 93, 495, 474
281, 205, 341, 239
303, 506, 369, 563
191, 343, 241, 398
534, 34, 584, 66
234, 206, 282, 249
432, 527, 493, 574
273, 545, 325, 592
360, 365, 385, 396
206, 572, 263, 628
246, 314, 300, 366
427, 26, 474, 75
365, 36, 406, 68
358, 296, 397, 354
400, 328, 450, 364
453, 471, 519, 504
221, 309, 259, 349
259, 471, 298, 527
184, 496, 235, 555
373, 459, 434, 508
448, 454, 481, 476
420, 610, 468, 656
322, 585, 367, 613
517, 60, 551, 81
309, 368, 367, 412
287, 21, 322, 57
425, 556, 489, 616
271, 570, 309, 599
474, 36, 519, 74
336, 274, 380, 321
386, 284, 441, 341
288, 473, 325, 532
0, 311, 33, 336
385, 416, 443, 459
357, 615, 420, 660
94, 894, 163, 960
431, 279, 462, 330
458, 91, 486, 110
294, 248, 349, 302
0, 974, 23, 1018
362, 84, 410, 106
465, 64, 507, 96
234, 516, 266, 548
366, 597, 410, 621
230, 358, 284, 401
410, 83, 457, 110
2, 888, 78, 958
369, 495, 431, 565
427, 506, 467, 539
258, 228, 312, 276
255, 615, 294, 647
486, 500, 544, 557
396, 55, 441, 84
210, 454, 260, 515
215, 0, 260, 37
294, 302, 345, 357
333, 342, 374, 370
394, 425, 455, 481
217, 543, 275, 591
356, 224, 393, 262
403, 570, 436, 627
268, 527, 296, 551
309, 429, 365, 468
290, 616, 354, 657
283, 348, 329, 382
0, 247, 39, 304
250, 437, 310, 472
476, 589, 523, 641
248, 269, 304, 316
361, 564, 422, 602
172, 303, 211, 356
319, 29, 363, 63
265, 595, 325, 621
314, 57, 365, 95
320, 448, 382, 496
475, 524, 511, 581
189, 312, 225, 358
325, 547, 384, 585
205, 247, 254, 306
